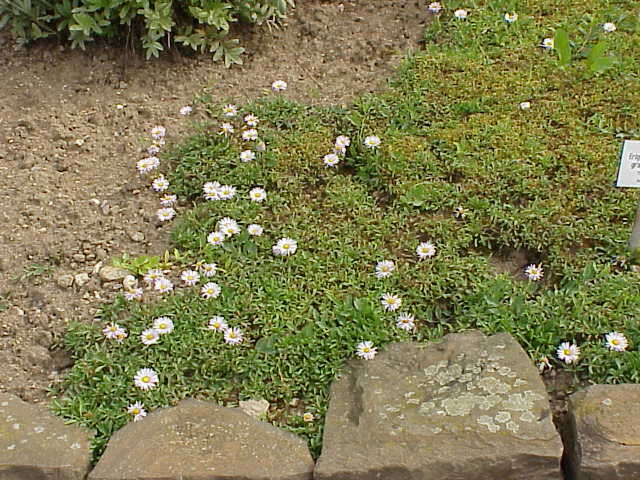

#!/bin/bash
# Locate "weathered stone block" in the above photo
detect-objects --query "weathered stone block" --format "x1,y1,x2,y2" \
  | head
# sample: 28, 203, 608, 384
89, 398, 314, 480
315, 330, 563, 480
0, 393, 92, 480
565, 384, 640, 480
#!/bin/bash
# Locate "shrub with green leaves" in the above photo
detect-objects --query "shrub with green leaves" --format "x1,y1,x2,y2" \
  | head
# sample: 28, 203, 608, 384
0, 0, 294, 63
52, 0, 640, 464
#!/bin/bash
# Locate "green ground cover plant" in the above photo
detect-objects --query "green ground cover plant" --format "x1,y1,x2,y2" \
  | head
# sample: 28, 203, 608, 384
53, 0, 640, 461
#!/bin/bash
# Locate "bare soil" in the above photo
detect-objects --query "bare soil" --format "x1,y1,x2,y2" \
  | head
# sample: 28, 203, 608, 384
0, 0, 427, 402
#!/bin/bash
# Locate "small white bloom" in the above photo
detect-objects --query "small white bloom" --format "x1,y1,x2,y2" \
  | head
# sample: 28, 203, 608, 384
124, 288, 143, 301
541, 38, 554, 49
143, 269, 164, 286
556, 342, 580, 364
247, 224, 264, 236
103, 323, 126, 340
240, 150, 256, 163
356, 341, 377, 360
134, 368, 159, 390
453, 206, 468, 218
224, 327, 244, 345
208, 316, 228, 331
136, 156, 160, 174
271, 80, 288, 92
140, 328, 160, 345
303, 412, 314, 422
605, 332, 628, 352
222, 104, 238, 117
427, 2, 442, 13
538, 356, 552, 372
154, 277, 174, 294
524, 264, 544, 281
519, 101, 531, 111
156, 207, 176, 222
153, 317, 174, 335
160, 194, 177, 207
454, 9, 468, 19
219, 123, 235, 136
363, 135, 381, 149
201, 282, 221, 299
180, 270, 200, 286
416, 241, 437, 259
273, 238, 298, 256
602, 22, 616, 33
147, 145, 161, 155
375, 260, 395, 279
200, 263, 218, 277
396, 312, 416, 331
218, 185, 237, 200
323, 153, 340, 168
127, 402, 147, 421
244, 114, 259, 127
381, 293, 402, 312
218, 217, 240, 236
150, 126, 166, 140
152, 176, 170, 193
179, 105, 193, 116
504, 12, 518, 23
207, 231, 227, 246
335, 135, 351, 148
242, 129, 259, 141
249, 187, 267, 202
203, 181, 221, 201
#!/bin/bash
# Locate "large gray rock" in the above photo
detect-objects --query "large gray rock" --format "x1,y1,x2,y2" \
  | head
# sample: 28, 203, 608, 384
89, 398, 314, 480
315, 331, 563, 480
564, 384, 640, 480
0, 393, 92, 480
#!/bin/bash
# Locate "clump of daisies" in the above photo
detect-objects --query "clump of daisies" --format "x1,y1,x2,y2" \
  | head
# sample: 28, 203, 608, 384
103, 323, 127, 341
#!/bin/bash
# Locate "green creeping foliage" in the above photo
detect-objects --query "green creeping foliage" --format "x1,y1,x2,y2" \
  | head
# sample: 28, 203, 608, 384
0, 0, 294, 64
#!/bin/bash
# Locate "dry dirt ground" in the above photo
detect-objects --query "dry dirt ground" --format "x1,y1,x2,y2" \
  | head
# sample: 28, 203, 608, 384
0, 0, 427, 403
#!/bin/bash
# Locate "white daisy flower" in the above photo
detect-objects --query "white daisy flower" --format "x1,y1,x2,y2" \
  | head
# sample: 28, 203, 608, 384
200, 263, 218, 277
159, 194, 177, 207
136, 156, 160, 174
203, 181, 221, 201
323, 153, 340, 168
143, 269, 164, 286
218, 217, 240, 236
454, 9, 468, 19
207, 316, 228, 332
249, 187, 267, 202
271, 80, 288, 92
356, 341, 377, 360
303, 412, 314, 422
218, 185, 237, 200
240, 150, 256, 163
207, 231, 227, 246
134, 368, 159, 390
147, 145, 161, 155
152, 176, 170, 193
154, 277, 174, 294
247, 224, 264, 236
556, 342, 580, 364
335, 135, 351, 148
242, 129, 259, 141
156, 207, 176, 222
602, 22, 616, 33
375, 260, 395, 279
396, 312, 416, 331
179, 105, 193, 116
453, 206, 468, 218
103, 323, 125, 340
153, 317, 174, 335
127, 402, 147, 422
140, 328, 160, 345
416, 241, 437, 259
224, 327, 244, 345
605, 332, 628, 352
219, 123, 235, 136
519, 101, 531, 110
180, 269, 200, 286
150, 126, 166, 140
504, 12, 518, 23
334, 145, 347, 156
427, 2, 442, 13
222, 104, 238, 117
201, 282, 221, 299
244, 114, 259, 127
363, 135, 381, 149
381, 293, 402, 312
124, 288, 143, 301
541, 38, 554, 49
273, 238, 298, 256
524, 264, 544, 281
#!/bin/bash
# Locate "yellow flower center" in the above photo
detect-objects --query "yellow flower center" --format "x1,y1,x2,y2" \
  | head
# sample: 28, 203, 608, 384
132, 408, 140, 415
142, 376, 150, 383
612, 339, 619, 345
563, 349, 571, 356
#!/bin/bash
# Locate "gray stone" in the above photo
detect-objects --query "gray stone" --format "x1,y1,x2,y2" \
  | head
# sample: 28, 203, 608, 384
55, 274, 74, 288
98, 266, 131, 283
127, 231, 145, 243
0, 393, 92, 480
239, 398, 270, 419
73, 272, 90, 287
315, 331, 563, 480
564, 384, 640, 480
89, 398, 314, 480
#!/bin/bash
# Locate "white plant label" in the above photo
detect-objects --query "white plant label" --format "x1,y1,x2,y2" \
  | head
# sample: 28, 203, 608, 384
616, 140, 640, 188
